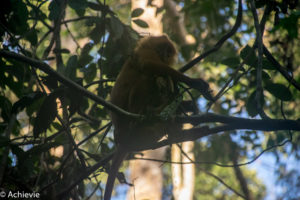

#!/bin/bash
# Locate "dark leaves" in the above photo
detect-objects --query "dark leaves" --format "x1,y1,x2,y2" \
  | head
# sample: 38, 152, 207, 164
33, 93, 58, 137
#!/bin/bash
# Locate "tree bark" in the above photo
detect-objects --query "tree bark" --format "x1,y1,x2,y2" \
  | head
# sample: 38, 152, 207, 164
171, 140, 195, 200
127, 0, 165, 199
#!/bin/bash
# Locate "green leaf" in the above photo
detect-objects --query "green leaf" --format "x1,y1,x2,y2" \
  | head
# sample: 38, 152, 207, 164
250, 70, 271, 82
26, 142, 62, 155
0, 136, 10, 147
82, 63, 97, 83
52, 122, 62, 131
221, 57, 240, 68
273, 12, 300, 38
65, 55, 78, 80
246, 91, 264, 117
10, 144, 34, 179
33, 93, 58, 137
68, 0, 88, 10
89, 20, 105, 44
8, 0, 29, 34
262, 58, 276, 70
25, 30, 38, 46
26, 95, 46, 116
66, 87, 85, 116
0, 96, 12, 122
41, 75, 58, 90
266, 137, 275, 148
48, 0, 61, 20
83, 151, 102, 161
131, 8, 144, 18
265, 83, 292, 101
12, 92, 44, 114
68, 0, 87, 16
276, 132, 286, 144
110, 17, 124, 39
133, 19, 149, 28
78, 43, 94, 66
79, 54, 93, 67
240, 45, 257, 67
58, 48, 71, 54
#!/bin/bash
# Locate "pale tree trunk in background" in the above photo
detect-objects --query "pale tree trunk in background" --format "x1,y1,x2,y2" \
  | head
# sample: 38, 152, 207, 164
127, 148, 166, 200
128, 0, 196, 199
171, 124, 195, 200
131, 0, 163, 36
164, 1, 196, 198
127, 0, 165, 200
164, 0, 196, 45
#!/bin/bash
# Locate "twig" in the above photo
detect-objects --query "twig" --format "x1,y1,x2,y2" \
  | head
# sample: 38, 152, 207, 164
0, 50, 140, 119
57, 115, 87, 168
0, 114, 16, 185
55, 152, 114, 199
176, 144, 246, 199
134, 136, 291, 168
250, 0, 268, 119
179, 0, 243, 72
63, 21, 81, 50
263, 46, 300, 91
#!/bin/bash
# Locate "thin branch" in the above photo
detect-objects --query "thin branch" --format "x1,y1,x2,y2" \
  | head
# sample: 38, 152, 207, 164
176, 113, 299, 128
179, 0, 243, 72
53, 0, 67, 70
63, 22, 81, 50
177, 144, 246, 199
232, 150, 253, 200
57, 115, 87, 168
52, 111, 300, 197
121, 113, 300, 152
77, 123, 111, 147
134, 135, 291, 168
38, 124, 111, 193
203, 169, 246, 199
206, 58, 248, 111
0, 50, 140, 119
84, 79, 115, 89
250, 0, 268, 119
208, 3, 272, 111
62, 16, 99, 24
0, 114, 16, 185
148, 114, 300, 151
263, 45, 300, 91
55, 152, 114, 199
87, 2, 114, 16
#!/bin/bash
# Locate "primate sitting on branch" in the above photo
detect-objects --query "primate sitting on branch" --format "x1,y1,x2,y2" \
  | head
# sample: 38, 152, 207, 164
104, 35, 213, 200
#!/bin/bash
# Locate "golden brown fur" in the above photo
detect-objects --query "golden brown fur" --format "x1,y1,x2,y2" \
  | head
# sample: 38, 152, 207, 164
105, 35, 212, 199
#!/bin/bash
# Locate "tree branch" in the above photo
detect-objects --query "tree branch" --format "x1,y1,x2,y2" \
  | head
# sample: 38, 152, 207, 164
51, 112, 300, 197
0, 50, 140, 119
179, 0, 243, 72
263, 45, 300, 91
250, 0, 268, 119
149, 113, 300, 151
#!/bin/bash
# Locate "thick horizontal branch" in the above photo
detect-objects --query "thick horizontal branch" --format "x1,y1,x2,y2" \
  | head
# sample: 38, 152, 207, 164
51, 114, 300, 196
176, 113, 300, 130
145, 113, 300, 151
0, 50, 139, 119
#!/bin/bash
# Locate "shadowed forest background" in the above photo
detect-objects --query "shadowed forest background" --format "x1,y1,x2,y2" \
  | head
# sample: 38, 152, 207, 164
0, 0, 300, 199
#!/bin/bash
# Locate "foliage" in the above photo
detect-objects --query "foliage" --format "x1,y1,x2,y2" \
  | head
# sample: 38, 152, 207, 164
0, 0, 299, 199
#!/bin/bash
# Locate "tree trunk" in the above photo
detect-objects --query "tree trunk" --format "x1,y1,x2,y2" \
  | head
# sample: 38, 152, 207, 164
127, 0, 165, 199
171, 124, 195, 200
